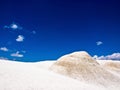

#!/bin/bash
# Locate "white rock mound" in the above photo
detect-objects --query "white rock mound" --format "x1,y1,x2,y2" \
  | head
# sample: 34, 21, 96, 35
97, 60, 120, 74
50, 51, 120, 87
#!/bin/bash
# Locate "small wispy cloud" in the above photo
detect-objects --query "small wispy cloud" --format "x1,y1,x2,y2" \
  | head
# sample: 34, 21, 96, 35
93, 53, 120, 60
96, 41, 103, 46
0, 57, 8, 60
22, 50, 26, 53
4, 23, 22, 30
0, 47, 9, 52
4, 25, 10, 29
32, 30, 36, 34
11, 51, 24, 57
16, 35, 24, 42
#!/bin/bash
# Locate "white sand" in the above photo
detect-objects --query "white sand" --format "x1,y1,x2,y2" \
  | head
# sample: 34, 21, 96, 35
0, 59, 106, 90
0, 51, 120, 90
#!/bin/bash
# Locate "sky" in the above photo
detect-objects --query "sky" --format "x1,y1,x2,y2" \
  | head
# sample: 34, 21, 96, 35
0, 0, 120, 62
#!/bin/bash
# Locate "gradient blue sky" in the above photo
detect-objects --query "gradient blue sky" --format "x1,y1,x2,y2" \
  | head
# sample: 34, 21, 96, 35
0, 0, 120, 62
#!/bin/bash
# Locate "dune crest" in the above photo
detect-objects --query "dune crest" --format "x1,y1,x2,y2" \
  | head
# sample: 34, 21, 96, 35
50, 51, 120, 87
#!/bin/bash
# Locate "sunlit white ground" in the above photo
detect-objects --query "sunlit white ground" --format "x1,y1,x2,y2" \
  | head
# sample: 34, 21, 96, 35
0, 59, 120, 90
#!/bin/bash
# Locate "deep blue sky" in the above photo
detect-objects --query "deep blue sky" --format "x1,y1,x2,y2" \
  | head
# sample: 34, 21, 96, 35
0, 0, 120, 62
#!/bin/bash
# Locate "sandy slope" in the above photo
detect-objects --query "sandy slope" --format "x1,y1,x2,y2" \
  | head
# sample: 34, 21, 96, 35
97, 60, 120, 77
0, 51, 120, 90
0, 59, 106, 90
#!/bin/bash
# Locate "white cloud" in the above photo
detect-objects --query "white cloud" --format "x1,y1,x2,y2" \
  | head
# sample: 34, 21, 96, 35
93, 53, 120, 60
11, 24, 18, 29
16, 35, 24, 42
11, 51, 24, 57
4, 23, 22, 30
96, 41, 103, 46
0, 47, 9, 52
92, 55, 98, 60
